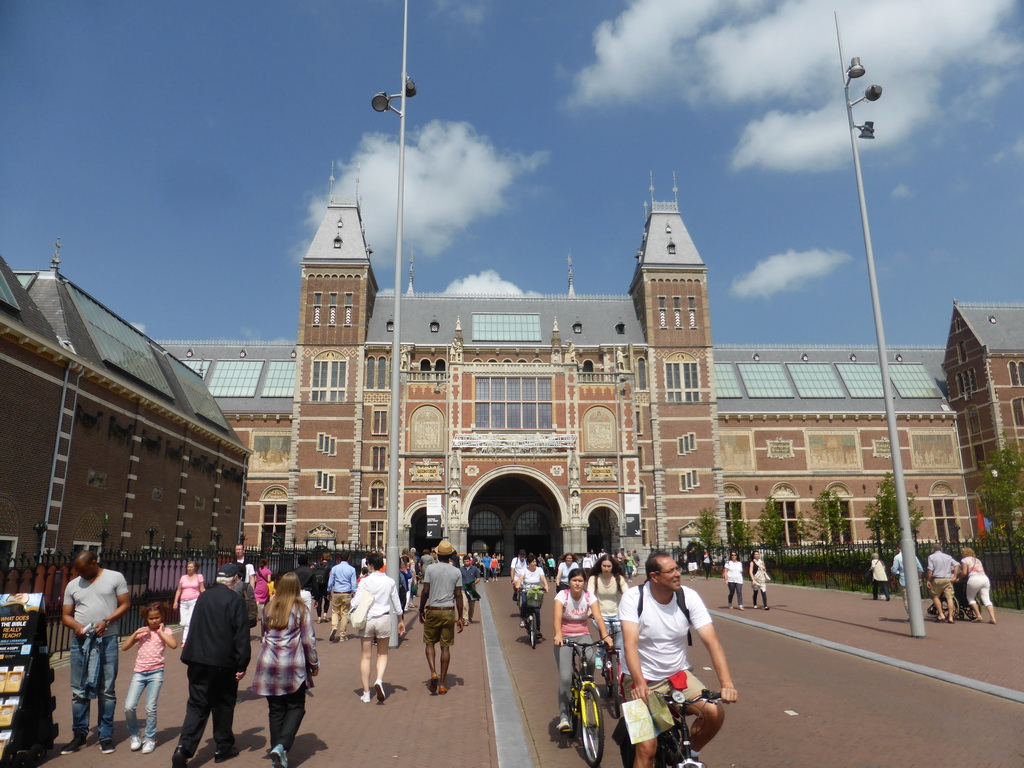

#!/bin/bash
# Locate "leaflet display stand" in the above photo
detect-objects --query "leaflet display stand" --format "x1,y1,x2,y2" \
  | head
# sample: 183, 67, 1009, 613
0, 594, 57, 767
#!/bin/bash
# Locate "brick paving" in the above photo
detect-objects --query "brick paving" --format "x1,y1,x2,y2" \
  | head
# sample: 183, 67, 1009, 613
39, 576, 1023, 768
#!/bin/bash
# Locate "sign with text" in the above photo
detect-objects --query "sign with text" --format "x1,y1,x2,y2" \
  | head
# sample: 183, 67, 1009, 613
426, 494, 444, 539
0, 595, 43, 660
625, 493, 642, 537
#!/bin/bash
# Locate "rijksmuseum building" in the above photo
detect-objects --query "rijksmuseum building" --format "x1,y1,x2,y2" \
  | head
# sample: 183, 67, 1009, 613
153, 194, 1024, 558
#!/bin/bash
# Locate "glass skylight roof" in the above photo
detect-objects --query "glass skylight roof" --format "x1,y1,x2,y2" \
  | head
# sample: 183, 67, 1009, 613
0, 273, 19, 310
472, 313, 542, 343
169, 357, 229, 429
182, 359, 210, 377
714, 363, 744, 398
206, 360, 264, 397
836, 364, 884, 398
787, 364, 846, 398
889, 364, 941, 398
68, 284, 173, 397
262, 360, 296, 397
736, 363, 794, 398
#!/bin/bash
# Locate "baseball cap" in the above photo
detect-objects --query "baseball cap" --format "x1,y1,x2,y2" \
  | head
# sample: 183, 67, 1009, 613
217, 562, 243, 579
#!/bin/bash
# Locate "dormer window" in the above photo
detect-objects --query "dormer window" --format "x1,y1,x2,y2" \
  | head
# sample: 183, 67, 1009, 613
572, 321, 583, 334
667, 240, 676, 255
386, 320, 394, 333
665, 224, 672, 234
429, 319, 440, 333
337, 216, 344, 228
333, 235, 343, 248
615, 321, 625, 334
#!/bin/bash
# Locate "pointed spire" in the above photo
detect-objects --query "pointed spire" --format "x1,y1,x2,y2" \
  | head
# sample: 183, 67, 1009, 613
567, 251, 575, 296
407, 249, 415, 295
649, 171, 655, 209
329, 160, 336, 198
51, 237, 61, 272
672, 171, 679, 206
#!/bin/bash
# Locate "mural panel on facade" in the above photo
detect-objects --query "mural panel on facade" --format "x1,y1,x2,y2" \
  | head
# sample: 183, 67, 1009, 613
721, 432, 754, 471
909, 432, 958, 469
251, 433, 291, 473
807, 432, 860, 470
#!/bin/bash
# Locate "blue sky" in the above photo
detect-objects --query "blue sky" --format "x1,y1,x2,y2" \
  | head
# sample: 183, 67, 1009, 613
2, 0, 1022, 347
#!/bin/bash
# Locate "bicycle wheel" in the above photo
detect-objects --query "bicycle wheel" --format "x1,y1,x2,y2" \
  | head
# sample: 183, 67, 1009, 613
580, 685, 604, 767
605, 653, 622, 718
527, 613, 537, 648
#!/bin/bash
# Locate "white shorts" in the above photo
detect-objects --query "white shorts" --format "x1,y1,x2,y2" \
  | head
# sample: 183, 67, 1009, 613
687, 562, 698, 572
360, 614, 392, 639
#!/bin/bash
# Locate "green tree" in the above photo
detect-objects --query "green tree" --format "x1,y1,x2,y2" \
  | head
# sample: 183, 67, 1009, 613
811, 489, 848, 544
756, 496, 785, 546
864, 473, 923, 548
726, 505, 753, 548
695, 507, 721, 551
978, 440, 1024, 544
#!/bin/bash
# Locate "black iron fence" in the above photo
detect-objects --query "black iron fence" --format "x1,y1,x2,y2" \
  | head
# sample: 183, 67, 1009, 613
672, 538, 1023, 610
1, 546, 369, 659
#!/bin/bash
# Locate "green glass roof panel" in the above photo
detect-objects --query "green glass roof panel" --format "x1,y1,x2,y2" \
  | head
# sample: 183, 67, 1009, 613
889, 364, 941, 398
262, 360, 296, 397
714, 362, 744, 398
168, 356, 229, 429
67, 283, 173, 397
471, 313, 542, 343
836, 363, 884, 398
206, 360, 264, 397
736, 363, 794, 398
0, 273, 19, 310
787, 363, 846, 398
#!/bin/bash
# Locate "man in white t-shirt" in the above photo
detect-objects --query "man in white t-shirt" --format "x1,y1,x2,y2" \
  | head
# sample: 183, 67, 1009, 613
620, 552, 738, 768
234, 544, 256, 589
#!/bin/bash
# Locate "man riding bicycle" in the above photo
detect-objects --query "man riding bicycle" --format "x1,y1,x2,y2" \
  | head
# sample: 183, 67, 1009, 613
620, 552, 739, 768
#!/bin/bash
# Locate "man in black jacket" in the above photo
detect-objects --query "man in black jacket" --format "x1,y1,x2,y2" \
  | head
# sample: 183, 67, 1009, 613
172, 563, 252, 767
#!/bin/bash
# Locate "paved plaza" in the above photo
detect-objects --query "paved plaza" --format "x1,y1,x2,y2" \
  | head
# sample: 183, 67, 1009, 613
42, 576, 1022, 768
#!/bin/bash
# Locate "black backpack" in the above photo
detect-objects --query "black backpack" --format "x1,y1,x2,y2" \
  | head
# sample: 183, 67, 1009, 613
637, 585, 692, 646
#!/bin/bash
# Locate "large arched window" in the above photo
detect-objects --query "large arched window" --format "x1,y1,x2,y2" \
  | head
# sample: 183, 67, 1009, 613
311, 351, 345, 402
636, 357, 648, 389
665, 353, 700, 403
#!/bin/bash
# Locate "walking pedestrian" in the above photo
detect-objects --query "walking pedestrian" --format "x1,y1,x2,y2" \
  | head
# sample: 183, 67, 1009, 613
291, 554, 316, 620
958, 547, 997, 624
59, 549, 131, 755
173, 560, 205, 646
253, 558, 273, 630
702, 549, 713, 579
460, 555, 482, 624
926, 543, 959, 623
171, 562, 252, 768
891, 545, 923, 617
353, 552, 405, 703
418, 540, 464, 695
327, 554, 358, 643
869, 552, 891, 601
748, 551, 770, 610
121, 602, 177, 754
723, 551, 744, 610
312, 553, 332, 623
252, 572, 319, 768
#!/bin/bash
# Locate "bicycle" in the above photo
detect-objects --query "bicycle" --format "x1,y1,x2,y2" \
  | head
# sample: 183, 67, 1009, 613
566, 641, 605, 767
522, 587, 545, 649
616, 687, 722, 768
595, 618, 623, 718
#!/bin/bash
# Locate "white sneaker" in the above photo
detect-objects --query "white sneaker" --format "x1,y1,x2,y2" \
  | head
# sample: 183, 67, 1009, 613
129, 736, 142, 752
141, 740, 156, 754
360, 691, 372, 703
557, 717, 571, 733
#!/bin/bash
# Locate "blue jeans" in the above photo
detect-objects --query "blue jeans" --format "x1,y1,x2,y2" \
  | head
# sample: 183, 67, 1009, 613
70, 634, 119, 740
124, 669, 164, 741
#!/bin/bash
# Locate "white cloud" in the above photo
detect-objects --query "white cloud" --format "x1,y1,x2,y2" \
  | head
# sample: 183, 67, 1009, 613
730, 249, 850, 299
891, 183, 911, 199
305, 120, 546, 265
570, 0, 1021, 172
992, 137, 1024, 163
444, 269, 535, 295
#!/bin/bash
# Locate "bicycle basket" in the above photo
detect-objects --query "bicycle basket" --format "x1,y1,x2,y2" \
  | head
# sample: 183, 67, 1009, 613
524, 587, 545, 607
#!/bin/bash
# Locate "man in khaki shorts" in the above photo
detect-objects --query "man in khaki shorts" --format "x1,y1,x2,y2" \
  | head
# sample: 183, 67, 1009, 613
926, 542, 959, 623
418, 540, 464, 695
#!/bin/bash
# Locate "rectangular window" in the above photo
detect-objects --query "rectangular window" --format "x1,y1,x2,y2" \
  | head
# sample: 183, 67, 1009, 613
311, 358, 346, 402
973, 444, 985, 467
838, 500, 852, 544
968, 407, 980, 435
714, 363, 744, 399
474, 377, 552, 429
471, 313, 542, 342
312, 293, 322, 327
370, 484, 385, 510
725, 502, 742, 544
260, 503, 287, 549
737, 363, 794, 398
666, 362, 700, 403
317, 433, 337, 456
1013, 398, 1024, 427
314, 471, 336, 493
680, 470, 699, 491
372, 410, 388, 435
933, 498, 957, 542
207, 360, 265, 398
678, 433, 697, 454
781, 500, 800, 545
369, 521, 385, 550
673, 297, 682, 329
658, 297, 667, 329
635, 408, 643, 436
344, 293, 353, 327
262, 361, 296, 398
372, 446, 387, 471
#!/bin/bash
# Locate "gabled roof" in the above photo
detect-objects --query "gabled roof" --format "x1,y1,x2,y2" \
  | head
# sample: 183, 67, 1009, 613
302, 195, 372, 265
0, 256, 59, 342
634, 201, 705, 270
365, 293, 645, 348
953, 302, 1024, 353
714, 345, 952, 415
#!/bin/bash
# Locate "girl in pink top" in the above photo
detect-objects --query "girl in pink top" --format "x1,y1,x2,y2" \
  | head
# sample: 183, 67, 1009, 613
172, 560, 204, 645
121, 603, 178, 753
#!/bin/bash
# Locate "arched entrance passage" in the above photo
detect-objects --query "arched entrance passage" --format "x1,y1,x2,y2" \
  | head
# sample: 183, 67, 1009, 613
465, 470, 563, 558
408, 507, 441, 554
587, 506, 617, 554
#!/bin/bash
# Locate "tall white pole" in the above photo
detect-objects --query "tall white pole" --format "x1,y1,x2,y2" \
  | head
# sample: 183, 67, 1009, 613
836, 14, 925, 637
386, 0, 410, 648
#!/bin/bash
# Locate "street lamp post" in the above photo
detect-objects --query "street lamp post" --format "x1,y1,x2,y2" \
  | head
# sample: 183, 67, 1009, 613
836, 14, 925, 637
372, 0, 416, 649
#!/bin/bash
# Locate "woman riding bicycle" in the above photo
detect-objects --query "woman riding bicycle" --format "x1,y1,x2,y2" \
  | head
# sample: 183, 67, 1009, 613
514, 555, 549, 634
586, 553, 627, 661
556, 552, 580, 591
553, 570, 612, 733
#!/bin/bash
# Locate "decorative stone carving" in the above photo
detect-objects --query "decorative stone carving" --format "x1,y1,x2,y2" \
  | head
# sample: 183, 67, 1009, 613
585, 458, 617, 482
766, 438, 794, 460
872, 438, 891, 458
465, 465, 479, 477
584, 408, 616, 452
411, 458, 443, 482
410, 406, 444, 452
306, 523, 337, 540
807, 431, 860, 470
551, 466, 564, 477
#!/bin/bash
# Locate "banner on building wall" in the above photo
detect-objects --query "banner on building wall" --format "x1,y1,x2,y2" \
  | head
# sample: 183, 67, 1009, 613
426, 494, 444, 539
624, 493, 641, 537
